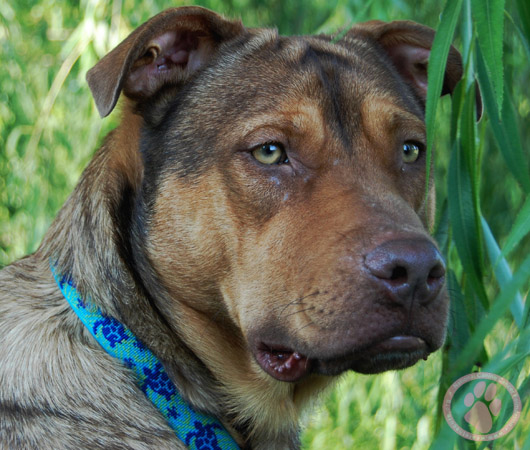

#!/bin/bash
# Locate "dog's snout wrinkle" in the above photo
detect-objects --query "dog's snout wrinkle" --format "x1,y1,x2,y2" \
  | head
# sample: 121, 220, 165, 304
364, 238, 446, 307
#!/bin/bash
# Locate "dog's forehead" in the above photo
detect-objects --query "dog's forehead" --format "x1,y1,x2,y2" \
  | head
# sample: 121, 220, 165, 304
141, 27, 425, 185
180, 29, 423, 153
211, 29, 415, 107
189, 28, 425, 138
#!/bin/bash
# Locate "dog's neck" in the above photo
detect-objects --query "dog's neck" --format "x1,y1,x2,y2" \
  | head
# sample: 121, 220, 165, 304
39, 107, 307, 449
50, 263, 240, 449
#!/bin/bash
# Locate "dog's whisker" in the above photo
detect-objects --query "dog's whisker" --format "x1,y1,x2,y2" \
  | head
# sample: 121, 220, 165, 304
284, 306, 315, 318
295, 320, 317, 333
276, 291, 320, 316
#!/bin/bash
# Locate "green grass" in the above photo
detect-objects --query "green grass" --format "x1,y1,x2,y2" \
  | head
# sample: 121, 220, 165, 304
1, 0, 528, 448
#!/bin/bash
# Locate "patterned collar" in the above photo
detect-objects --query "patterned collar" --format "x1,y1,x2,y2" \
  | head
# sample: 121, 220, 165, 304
50, 263, 239, 450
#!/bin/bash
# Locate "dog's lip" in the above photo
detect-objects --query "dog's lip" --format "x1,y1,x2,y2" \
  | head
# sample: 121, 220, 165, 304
314, 335, 430, 375
254, 344, 312, 382
255, 335, 429, 381
364, 335, 427, 355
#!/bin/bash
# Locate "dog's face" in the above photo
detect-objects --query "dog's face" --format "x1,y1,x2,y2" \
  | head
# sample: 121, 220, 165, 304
88, 8, 459, 384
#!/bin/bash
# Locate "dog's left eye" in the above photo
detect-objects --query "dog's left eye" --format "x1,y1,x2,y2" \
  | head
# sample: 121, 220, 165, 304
251, 143, 289, 165
402, 142, 423, 163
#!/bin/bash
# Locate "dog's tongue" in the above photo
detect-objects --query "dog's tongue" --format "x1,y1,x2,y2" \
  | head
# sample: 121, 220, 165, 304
256, 348, 310, 382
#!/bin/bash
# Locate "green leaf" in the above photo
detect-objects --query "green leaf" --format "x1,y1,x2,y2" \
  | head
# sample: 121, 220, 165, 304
500, 195, 530, 259
515, 0, 530, 47
434, 199, 450, 253
518, 375, 530, 404
459, 80, 480, 198
445, 270, 472, 361
450, 253, 530, 376
476, 46, 530, 193
506, 11, 530, 60
524, 286, 530, 328
448, 82, 488, 305
425, 0, 464, 197
471, 0, 505, 113
430, 421, 459, 450
483, 333, 530, 375
482, 216, 524, 327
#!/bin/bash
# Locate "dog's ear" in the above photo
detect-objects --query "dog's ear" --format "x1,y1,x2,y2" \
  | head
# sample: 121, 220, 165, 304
86, 7, 245, 117
351, 21, 482, 119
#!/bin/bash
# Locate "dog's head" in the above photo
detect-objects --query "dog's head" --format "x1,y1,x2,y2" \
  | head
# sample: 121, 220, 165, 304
88, 7, 467, 384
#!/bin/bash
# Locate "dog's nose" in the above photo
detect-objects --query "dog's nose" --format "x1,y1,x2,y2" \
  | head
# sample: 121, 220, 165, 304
364, 238, 446, 306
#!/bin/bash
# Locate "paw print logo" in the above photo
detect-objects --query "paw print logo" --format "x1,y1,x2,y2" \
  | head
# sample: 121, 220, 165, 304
185, 421, 222, 450
463, 381, 502, 433
93, 318, 129, 348
167, 406, 180, 420
443, 372, 522, 441
141, 363, 176, 401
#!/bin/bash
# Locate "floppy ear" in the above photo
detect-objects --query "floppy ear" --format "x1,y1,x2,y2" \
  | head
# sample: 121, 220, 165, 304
351, 20, 482, 119
86, 6, 245, 117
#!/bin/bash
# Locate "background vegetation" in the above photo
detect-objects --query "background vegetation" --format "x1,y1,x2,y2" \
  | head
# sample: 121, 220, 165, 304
1, 0, 528, 448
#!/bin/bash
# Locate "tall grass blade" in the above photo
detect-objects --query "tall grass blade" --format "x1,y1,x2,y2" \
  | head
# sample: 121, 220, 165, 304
445, 270, 472, 360
471, 0, 505, 113
515, 0, 530, 45
430, 421, 459, 449
449, 253, 530, 376
482, 330, 530, 375
481, 216, 524, 327
506, 12, 530, 60
26, 34, 91, 160
499, 195, 530, 260
476, 46, 530, 192
425, 0, 463, 197
448, 84, 488, 306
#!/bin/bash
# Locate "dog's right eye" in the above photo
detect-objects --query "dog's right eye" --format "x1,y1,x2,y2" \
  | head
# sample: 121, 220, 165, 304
251, 143, 289, 165
402, 141, 423, 163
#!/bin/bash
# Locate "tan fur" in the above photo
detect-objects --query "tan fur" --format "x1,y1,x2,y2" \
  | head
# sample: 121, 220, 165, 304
0, 7, 476, 449
109, 101, 144, 187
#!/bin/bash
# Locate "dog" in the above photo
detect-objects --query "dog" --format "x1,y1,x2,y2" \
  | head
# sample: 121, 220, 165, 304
0, 6, 472, 449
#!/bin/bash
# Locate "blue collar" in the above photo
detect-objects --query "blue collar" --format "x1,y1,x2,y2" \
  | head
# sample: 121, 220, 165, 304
50, 263, 239, 450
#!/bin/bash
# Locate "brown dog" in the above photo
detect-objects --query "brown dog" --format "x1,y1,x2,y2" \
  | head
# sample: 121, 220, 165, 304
1, 6, 465, 449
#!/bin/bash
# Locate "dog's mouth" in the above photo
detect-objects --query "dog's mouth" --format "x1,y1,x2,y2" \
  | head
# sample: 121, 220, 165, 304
255, 336, 429, 382
255, 344, 312, 382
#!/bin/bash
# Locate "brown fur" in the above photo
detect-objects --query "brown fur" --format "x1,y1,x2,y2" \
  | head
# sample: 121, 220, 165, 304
0, 7, 476, 449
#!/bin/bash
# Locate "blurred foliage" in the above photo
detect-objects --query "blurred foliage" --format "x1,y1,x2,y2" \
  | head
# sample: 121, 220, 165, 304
1, 0, 528, 448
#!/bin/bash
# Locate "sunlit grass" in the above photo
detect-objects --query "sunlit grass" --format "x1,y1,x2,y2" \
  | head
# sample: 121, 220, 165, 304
303, 355, 443, 449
